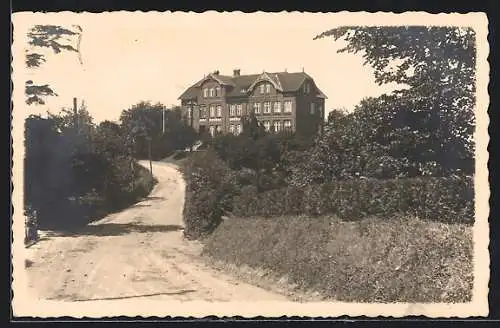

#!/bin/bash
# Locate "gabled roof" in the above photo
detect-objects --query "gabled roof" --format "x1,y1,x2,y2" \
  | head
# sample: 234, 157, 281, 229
193, 73, 236, 88
247, 72, 284, 92
178, 71, 328, 100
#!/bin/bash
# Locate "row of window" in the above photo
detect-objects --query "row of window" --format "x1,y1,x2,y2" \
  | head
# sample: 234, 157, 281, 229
263, 120, 293, 132
199, 101, 293, 118
253, 101, 292, 114
207, 120, 293, 136
209, 125, 227, 136
203, 82, 313, 98
259, 83, 272, 94
203, 82, 274, 98
203, 86, 221, 98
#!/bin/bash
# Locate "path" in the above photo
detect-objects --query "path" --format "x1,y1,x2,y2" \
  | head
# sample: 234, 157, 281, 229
24, 161, 287, 302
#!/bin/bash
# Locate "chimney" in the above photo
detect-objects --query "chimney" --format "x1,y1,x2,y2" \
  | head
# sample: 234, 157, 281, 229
213, 70, 220, 75
233, 69, 240, 77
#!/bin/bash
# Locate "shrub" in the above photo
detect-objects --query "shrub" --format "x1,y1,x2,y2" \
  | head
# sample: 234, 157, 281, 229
204, 215, 473, 302
231, 176, 474, 224
24, 114, 158, 231
24, 206, 39, 245
182, 150, 238, 239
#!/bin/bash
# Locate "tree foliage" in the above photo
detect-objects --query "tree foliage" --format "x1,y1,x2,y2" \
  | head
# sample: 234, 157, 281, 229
311, 26, 476, 179
25, 24, 82, 105
24, 106, 156, 230
209, 113, 314, 191
119, 101, 197, 159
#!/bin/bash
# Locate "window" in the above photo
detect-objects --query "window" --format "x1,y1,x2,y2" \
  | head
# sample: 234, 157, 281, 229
260, 84, 265, 94
209, 125, 215, 136
263, 121, 271, 132
273, 121, 282, 132
229, 104, 236, 117
210, 88, 215, 97
310, 103, 315, 115
236, 124, 242, 135
253, 102, 261, 114
215, 86, 221, 97
209, 105, 216, 117
265, 84, 271, 94
303, 83, 310, 94
273, 102, 281, 113
284, 120, 292, 131
284, 100, 292, 113
216, 125, 222, 133
263, 102, 271, 114
236, 104, 243, 116
229, 124, 235, 134
203, 88, 209, 98
317, 104, 322, 116
199, 106, 207, 118
216, 105, 222, 117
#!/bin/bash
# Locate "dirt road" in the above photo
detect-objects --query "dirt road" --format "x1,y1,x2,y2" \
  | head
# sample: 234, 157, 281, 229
25, 161, 287, 302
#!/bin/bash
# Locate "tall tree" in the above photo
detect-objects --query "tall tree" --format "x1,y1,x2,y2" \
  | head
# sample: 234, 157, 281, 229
315, 26, 476, 174
120, 101, 197, 159
25, 24, 83, 105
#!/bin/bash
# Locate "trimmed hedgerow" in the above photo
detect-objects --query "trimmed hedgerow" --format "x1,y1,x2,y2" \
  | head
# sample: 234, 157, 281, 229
232, 176, 474, 225
203, 215, 473, 302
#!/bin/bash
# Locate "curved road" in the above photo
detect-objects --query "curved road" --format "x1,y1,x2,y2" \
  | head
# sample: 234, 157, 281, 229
25, 161, 287, 302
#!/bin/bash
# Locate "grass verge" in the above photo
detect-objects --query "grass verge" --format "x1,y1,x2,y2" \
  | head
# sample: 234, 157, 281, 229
202, 215, 473, 303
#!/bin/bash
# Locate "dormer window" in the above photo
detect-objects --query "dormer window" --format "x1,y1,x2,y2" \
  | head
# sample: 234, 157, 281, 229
265, 84, 271, 94
209, 88, 215, 97
215, 86, 221, 97
203, 88, 209, 98
260, 84, 265, 94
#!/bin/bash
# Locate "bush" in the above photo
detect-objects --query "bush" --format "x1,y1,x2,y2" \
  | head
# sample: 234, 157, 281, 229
24, 206, 39, 245
182, 150, 238, 239
231, 176, 474, 224
24, 114, 158, 231
203, 215, 473, 302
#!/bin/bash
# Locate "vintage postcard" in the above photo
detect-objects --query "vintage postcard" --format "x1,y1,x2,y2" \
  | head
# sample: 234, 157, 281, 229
11, 11, 490, 318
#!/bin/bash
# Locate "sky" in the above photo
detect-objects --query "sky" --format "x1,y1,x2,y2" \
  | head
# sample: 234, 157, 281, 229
13, 12, 408, 123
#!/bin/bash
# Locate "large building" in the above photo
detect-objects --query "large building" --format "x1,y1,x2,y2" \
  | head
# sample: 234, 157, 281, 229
178, 69, 327, 136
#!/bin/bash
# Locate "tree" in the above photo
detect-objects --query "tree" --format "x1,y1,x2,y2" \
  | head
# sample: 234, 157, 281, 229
315, 26, 476, 174
327, 108, 348, 124
120, 101, 197, 159
240, 112, 267, 140
25, 24, 83, 105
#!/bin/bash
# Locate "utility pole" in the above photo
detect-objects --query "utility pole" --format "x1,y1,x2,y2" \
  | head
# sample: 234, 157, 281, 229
188, 101, 195, 152
162, 107, 166, 134
147, 136, 153, 176
73, 97, 79, 132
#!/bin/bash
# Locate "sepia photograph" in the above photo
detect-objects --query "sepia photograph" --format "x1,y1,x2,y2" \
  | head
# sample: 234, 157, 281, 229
11, 11, 490, 318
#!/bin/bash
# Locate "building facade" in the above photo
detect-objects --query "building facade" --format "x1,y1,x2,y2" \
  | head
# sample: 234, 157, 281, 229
178, 69, 327, 136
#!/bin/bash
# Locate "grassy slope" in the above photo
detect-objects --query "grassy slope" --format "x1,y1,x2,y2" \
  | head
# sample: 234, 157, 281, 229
203, 215, 473, 303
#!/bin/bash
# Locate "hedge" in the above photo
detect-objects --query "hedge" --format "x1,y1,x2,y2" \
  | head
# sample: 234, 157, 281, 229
232, 176, 474, 224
